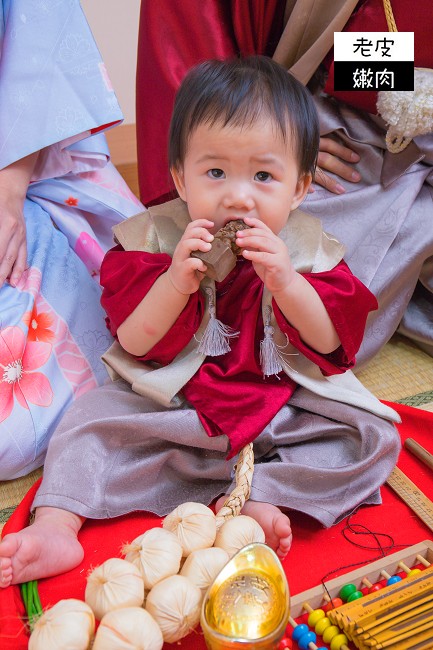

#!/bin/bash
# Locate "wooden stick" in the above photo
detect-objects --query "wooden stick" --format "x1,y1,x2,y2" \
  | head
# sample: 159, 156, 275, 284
327, 567, 433, 631
375, 618, 433, 649
358, 603, 433, 644
404, 438, 433, 472
386, 467, 433, 533
355, 593, 433, 634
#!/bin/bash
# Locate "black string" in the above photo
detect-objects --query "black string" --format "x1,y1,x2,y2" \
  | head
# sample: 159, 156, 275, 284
319, 510, 412, 604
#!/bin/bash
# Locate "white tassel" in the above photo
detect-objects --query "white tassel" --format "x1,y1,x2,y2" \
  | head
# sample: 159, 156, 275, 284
260, 325, 284, 377
196, 288, 239, 356
260, 306, 295, 378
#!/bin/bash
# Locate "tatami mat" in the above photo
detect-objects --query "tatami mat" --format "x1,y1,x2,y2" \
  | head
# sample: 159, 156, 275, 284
0, 468, 42, 532
357, 334, 433, 403
1, 335, 432, 535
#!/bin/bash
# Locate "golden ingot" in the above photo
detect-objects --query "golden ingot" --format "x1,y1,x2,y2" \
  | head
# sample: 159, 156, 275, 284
201, 543, 290, 649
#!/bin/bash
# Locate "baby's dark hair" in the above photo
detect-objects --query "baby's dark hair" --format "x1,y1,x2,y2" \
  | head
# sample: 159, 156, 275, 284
168, 55, 319, 178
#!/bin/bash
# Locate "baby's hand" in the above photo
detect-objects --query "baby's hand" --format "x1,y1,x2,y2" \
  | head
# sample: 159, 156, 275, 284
235, 217, 295, 294
168, 219, 214, 295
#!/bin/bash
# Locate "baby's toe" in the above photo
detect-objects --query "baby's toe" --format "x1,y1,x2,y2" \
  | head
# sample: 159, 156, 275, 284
0, 557, 12, 573
274, 514, 291, 537
0, 568, 13, 587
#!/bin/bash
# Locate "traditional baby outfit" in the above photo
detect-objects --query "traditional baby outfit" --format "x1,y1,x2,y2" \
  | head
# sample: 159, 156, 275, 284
33, 199, 401, 527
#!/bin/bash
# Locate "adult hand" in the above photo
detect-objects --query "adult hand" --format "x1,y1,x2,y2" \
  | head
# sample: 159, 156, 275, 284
311, 137, 361, 194
0, 151, 39, 287
0, 188, 27, 287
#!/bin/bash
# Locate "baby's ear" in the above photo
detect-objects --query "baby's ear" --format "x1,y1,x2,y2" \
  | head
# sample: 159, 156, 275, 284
291, 172, 312, 210
171, 166, 186, 201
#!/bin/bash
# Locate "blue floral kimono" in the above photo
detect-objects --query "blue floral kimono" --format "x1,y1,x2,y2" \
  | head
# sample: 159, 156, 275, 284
0, 0, 143, 479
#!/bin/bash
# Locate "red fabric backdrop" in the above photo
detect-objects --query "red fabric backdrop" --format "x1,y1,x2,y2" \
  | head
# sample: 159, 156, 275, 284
324, 0, 433, 115
136, 0, 433, 205
1, 402, 433, 648
136, 0, 286, 206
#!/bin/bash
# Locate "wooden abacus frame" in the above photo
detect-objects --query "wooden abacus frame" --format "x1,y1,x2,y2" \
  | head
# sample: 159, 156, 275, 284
289, 539, 433, 619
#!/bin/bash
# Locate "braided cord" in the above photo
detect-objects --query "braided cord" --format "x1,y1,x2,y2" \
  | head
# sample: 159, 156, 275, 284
383, 0, 398, 32
215, 443, 255, 530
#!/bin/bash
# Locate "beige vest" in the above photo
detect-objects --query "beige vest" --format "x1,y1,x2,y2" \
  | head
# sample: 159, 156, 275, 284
102, 198, 400, 425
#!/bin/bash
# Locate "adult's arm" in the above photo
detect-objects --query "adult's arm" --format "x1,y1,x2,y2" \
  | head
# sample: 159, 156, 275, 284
273, 0, 361, 193
0, 0, 123, 178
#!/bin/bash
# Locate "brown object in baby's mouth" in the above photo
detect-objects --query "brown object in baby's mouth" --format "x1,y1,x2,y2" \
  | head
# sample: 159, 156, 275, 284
191, 219, 251, 282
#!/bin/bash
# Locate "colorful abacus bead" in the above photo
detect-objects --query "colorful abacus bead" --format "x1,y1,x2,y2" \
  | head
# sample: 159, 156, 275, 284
346, 589, 363, 602
303, 599, 349, 649
398, 560, 422, 578
288, 618, 327, 650
302, 603, 326, 628
322, 625, 343, 645
298, 631, 317, 650
316, 621, 349, 650
315, 617, 333, 636
330, 633, 350, 650
291, 623, 309, 643
339, 583, 357, 601
322, 597, 343, 612
278, 638, 293, 649
361, 577, 382, 594
380, 569, 402, 586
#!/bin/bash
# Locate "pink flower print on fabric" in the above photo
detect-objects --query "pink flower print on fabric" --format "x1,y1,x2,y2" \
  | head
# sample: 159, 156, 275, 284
0, 326, 53, 423
16, 267, 99, 399
65, 196, 79, 206
22, 307, 55, 343
74, 232, 105, 277
99, 62, 114, 92
79, 168, 142, 206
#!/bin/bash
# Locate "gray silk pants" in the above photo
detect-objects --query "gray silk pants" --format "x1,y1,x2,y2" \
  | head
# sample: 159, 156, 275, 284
33, 379, 400, 528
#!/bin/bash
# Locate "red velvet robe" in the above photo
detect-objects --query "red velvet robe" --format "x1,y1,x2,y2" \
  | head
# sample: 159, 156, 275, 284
101, 248, 377, 457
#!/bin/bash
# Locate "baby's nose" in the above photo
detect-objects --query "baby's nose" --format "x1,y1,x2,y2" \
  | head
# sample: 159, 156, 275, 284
223, 187, 255, 211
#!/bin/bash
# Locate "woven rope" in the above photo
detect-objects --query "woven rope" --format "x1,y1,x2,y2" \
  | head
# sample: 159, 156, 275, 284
383, 0, 398, 32
215, 443, 255, 530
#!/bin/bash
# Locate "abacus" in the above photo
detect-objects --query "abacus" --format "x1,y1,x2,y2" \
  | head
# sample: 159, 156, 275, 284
283, 540, 433, 650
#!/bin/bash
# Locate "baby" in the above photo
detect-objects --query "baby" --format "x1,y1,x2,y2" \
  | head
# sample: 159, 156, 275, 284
0, 55, 400, 587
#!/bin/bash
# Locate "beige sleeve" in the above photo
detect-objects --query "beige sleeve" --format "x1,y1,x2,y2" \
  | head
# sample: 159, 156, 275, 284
273, 0, 359, 84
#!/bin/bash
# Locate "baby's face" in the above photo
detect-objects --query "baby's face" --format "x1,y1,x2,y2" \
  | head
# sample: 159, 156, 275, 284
171, 118, 310, 235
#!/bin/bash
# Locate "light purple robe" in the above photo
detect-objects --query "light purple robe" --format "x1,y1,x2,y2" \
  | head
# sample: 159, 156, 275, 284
303, 94, 433, 367
0, 0, 143, 479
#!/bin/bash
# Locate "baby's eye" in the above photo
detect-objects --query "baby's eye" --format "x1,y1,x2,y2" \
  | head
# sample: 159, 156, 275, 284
255, 171, 272, 183
207, 168, 225, 179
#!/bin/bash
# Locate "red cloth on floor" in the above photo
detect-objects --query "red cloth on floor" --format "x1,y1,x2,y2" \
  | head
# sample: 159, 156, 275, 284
1, 402, 433, 649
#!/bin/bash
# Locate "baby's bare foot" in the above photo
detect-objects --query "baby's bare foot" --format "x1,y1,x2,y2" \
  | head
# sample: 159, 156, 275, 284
0, 507, 85, 587
216, 497, 292, 559
241, 501, 292, 559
